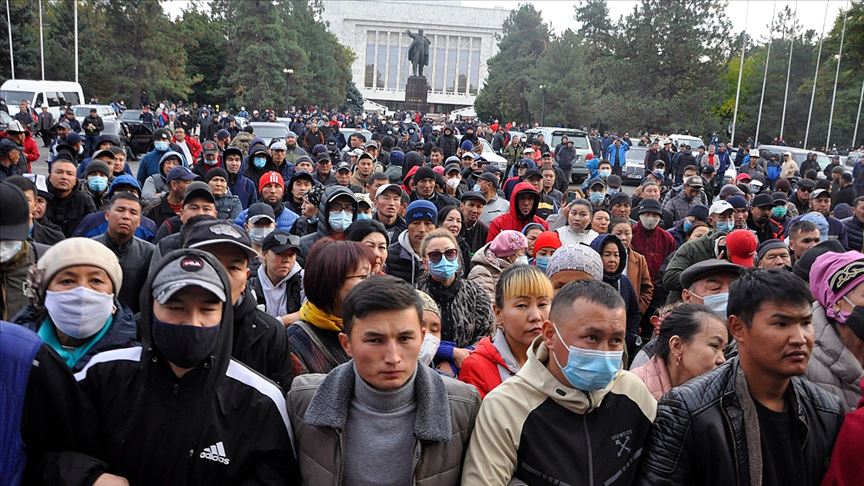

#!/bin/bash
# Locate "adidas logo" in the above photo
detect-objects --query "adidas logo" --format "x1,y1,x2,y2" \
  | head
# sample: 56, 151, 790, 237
199, 441, 231, 465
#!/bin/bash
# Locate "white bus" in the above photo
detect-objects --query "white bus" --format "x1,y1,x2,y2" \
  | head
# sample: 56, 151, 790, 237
0, 79, 85, 119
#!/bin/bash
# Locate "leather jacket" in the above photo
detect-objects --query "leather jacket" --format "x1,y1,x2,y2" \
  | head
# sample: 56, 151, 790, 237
637, 358, 843, 486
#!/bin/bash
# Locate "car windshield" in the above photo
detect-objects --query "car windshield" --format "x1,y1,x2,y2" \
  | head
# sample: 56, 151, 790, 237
74, 107, 91, 118
816, 155, 832, 170
627, 147, 648, 160
676, 137, 703, 148
551, 132, 589, 150
0, 111, 12, 126
1, 90, 34, 106
121, 110, 141, 121
253, 125, 288, 139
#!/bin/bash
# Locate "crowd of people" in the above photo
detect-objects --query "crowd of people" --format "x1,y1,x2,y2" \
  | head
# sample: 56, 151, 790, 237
4, 101, 864, 486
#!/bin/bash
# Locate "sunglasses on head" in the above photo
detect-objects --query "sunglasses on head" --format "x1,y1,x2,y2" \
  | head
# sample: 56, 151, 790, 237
427, 248, 459, 263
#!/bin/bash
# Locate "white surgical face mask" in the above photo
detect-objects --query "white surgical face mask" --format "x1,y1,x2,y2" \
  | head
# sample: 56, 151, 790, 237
418, 332, 440, 366
0, 240, 23, 263
446, 178, 461, 189
44, 286, 115, 339
514, 255, 529, 266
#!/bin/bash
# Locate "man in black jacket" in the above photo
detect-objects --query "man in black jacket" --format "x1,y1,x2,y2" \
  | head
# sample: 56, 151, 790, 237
44, 154, 97, 236
185, 220, 293, 390
93, 192, 155, 313
64, 249, 297, 484
637, 270, 843, 486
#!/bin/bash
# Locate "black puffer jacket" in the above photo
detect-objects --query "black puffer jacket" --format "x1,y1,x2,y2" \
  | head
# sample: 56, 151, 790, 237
636, 358, 843, 486
93, 234, 155, 313
230, 288, 293, 390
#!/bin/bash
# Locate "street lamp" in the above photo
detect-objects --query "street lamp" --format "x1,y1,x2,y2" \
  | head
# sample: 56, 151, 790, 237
283, 68, 294, 114
539, 85, 546, 127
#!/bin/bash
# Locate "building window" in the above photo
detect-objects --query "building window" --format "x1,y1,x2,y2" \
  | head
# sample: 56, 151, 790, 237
387, 32, 399, 90
376, 33, 387, 89
399, 32, 410, 85
434, 38, 445, 93
446, 36, 458, 94
469, 37, 481, 95
365, 32, 375, 88
458, 36, 469, 94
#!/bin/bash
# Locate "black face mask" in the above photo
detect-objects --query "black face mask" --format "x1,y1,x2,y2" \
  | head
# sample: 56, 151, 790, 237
152, 317, 219, 369
844, 306, 864, 341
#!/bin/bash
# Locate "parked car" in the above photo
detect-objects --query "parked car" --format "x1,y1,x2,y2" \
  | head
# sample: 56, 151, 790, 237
0, 110, 13, 130
476, 138, 507, 171
0, 79, 84, 119
120, 109, 142, 124
249, 122, 288, 146
72, 104, 116, 125
525, 127, 593, 184
125, 122, 155, 156
669, 134, 705, 150
756, 145, 838, 174
623, 146, 649, 184
340, 127, 373, 145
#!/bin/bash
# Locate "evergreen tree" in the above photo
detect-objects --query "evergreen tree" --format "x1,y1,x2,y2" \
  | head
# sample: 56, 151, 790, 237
475, 4, 551, 123
341, 80, 363, 114
0, 0, 41, 81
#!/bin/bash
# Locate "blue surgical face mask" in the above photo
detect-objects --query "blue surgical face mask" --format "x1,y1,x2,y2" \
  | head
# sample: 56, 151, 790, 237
683, 220, 693, 233
607, 187, 620, 195
87, 175, 109, 193
328, 210, 353, 232
655, 169, 665, 177
716, 221, 734, 233
154, 141, 169, 151
551, 324, 622, 391
248, 227, 274, 245
472, 184, 481, 192
598, 169, 611, 178
534, 255, 549, 273
700, 292, 729, 317
253, 157, 267, 169
589, 192, 605, 205
356, 212, 372, 221
429, 257, 459, 280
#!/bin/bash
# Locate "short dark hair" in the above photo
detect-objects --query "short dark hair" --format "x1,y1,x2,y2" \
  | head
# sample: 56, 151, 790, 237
597, 159, 612, 168
304, 238, 375, 314
788, 219, 818, 238
109, 191, 141, 209
550, 280, 624, 323
684, 165, 698, 173
342, 275, 422, 335
430, 147, 442, 154
367, 172, 389, 186
655, 304, 724, 361
728, 269, 813, 327
854, 196, 864, 207
345, 218, 390, 246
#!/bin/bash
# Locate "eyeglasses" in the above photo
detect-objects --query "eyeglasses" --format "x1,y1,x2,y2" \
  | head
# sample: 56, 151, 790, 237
346, 272, 372, 280
426, 248, 459, 263
798, 188, 812, 193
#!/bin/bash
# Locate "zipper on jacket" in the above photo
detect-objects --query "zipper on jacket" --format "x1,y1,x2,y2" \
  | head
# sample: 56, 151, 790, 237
720, 400, 742, 486
336, 429, 344, 485
583, 392, 594, 486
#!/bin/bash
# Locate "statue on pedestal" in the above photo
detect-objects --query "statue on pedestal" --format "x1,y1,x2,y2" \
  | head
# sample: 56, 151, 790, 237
405, 29, 431, 77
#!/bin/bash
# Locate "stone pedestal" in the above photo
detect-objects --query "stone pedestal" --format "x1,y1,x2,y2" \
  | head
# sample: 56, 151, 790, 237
405, 76, 429, 113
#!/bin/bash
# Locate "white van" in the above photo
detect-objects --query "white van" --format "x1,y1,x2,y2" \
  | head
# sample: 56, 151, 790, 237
0, 79, 85, 119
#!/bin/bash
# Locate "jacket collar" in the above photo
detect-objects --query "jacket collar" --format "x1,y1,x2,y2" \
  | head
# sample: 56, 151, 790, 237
303, 360, 452, 442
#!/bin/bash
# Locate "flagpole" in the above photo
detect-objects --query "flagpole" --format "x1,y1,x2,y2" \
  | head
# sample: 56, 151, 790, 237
853, 77, 864, 149
730, 0, 749, 148
827, 3, 848, 150
779, 0, 797, 141
74, 0, 79, 83
38, 0, 44, 80
755, 1, 776, 147
804, 0, 829, 150
6, 0, 14, 79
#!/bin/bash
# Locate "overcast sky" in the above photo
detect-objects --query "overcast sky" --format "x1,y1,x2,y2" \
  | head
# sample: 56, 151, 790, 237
163, 0, 849, 42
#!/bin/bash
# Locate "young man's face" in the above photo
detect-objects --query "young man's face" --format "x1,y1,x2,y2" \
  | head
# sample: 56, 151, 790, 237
261, 183, 284, 204
204, 244, 249, 305
335, 170, 351, 186
106, 198, 142, 239
730, 300, 813, 379
376, 191, 400, 219
357, 158, 374, 176
517, 193, 534, 217
460, 200, 483, 224
225, 155, 242, 174
49, 161, 78, 192
789, 229, 821, 259
340, 307, 424, 391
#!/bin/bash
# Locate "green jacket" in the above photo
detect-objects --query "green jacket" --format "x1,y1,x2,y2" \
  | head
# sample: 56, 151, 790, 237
662, 231, 724, 303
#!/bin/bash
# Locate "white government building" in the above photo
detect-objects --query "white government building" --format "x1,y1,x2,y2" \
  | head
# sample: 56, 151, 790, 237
320, 0, 510, 113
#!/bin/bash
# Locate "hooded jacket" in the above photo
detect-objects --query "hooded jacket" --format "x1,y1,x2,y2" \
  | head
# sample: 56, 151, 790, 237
298, 185, 358, 258
636, 358, 842, 486
60, 250, 297, 484
805, 303, 864, 411
486, 182, 548, 243
0, 241, 41, 320
250, 262, 303, 319
467, 242, 514, 304
141, 151, 185, 207
386, 229, 424, 285
287, 361, 481, 486
458, 328, 523, 399
135, 143, 186, 185
231, 287, 295, 391
437, 130, 459, 159
234, 202, 299, 233
589, 234, 643, 351
226, 150, 258, 209
44, 181, 98, 237
461, 338, 657, 484
244, 144, 274, 184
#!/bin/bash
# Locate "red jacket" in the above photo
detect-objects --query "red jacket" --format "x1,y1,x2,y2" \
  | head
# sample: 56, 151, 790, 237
487, 182, 548, 243
631, 222, 677, 282
1, 131, 39, 171
821, 388, 864, 485
173, 135, 202, 161
458, 337, 507, 399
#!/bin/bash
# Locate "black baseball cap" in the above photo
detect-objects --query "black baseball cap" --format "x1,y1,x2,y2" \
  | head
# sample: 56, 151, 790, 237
184, 220, 257, 260
247, 202, 276, 224
183, 181, 216, 205
459, 191, 486, 204
261, 230, 301, 254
